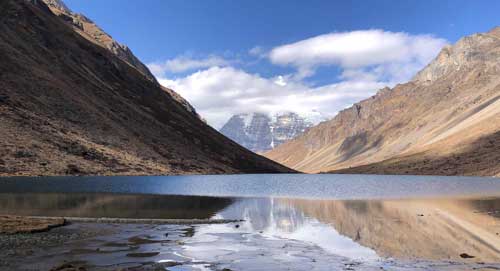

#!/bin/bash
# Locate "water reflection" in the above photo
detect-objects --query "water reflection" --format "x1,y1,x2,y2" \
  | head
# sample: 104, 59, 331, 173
0, 193, 232, 219
213, 198, 378, 260
0, 192, 498, 262
213, 197, 500, 262
294, 197, 500, 262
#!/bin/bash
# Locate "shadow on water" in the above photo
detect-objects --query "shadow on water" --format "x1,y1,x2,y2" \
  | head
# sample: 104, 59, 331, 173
0, 193, 233, 219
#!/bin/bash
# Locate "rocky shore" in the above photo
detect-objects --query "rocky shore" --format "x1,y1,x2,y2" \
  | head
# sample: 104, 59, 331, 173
1, 216, 499, 271
0, 216, 239, 270
0, 221, 108, 270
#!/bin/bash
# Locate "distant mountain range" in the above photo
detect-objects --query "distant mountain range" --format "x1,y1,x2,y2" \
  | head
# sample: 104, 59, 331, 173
0, 0, 292, 176
220, 112, 326, 152
265, 27, 500, 177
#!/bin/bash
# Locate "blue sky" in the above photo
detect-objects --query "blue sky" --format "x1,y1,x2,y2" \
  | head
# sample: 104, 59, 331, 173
64, 0, 500, 128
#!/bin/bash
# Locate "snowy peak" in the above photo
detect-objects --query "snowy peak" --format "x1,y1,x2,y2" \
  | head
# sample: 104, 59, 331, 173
220, 112, 326, 152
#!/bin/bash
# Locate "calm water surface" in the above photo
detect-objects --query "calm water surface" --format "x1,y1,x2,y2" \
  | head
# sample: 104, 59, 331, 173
1, 174, 500, 199
1, 174, 499, 269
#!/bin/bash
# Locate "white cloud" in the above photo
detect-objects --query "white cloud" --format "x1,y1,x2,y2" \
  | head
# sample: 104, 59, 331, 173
269, 30, 447, 79
148, 55, 229, 75
273, 75, 288, 86
158, 66, 385, 129
154, 30, 447, 129
248, 46, 267, 58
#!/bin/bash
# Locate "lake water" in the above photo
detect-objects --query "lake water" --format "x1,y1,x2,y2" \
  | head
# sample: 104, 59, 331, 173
1, 174, 500, 199
1, 174, 499, 270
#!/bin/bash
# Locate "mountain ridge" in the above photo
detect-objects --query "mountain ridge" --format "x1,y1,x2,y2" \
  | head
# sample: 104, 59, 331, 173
265, 27, 500, 176
40, 0, 199, 116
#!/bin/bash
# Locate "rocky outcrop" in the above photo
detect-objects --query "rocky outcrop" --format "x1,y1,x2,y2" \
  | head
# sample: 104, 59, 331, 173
42, 0, 156, 82
0, 0, 293, 176
414, 28, 500, 83
220, 112, 318, 152
265, 27, 500, 176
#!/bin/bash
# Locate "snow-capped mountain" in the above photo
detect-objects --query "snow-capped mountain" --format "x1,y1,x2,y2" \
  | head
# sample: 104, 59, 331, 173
220, 112, 326, 152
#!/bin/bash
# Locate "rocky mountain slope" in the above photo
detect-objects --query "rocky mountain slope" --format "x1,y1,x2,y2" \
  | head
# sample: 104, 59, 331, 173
0, 0, 293, 176
265, 27, 500, 176
220, 112, 320, 152
42, 0, 198, 116
43, 0, 155, 81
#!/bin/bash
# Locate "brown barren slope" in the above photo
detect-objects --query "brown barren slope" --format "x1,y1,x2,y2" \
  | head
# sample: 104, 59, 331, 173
41, 0, 199, 116
0, 0, 293, 176
265, 27, 500, 177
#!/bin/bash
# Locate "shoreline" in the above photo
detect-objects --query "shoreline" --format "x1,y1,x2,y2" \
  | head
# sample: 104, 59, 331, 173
0, 215, 242, 235
18, 215, 243, 225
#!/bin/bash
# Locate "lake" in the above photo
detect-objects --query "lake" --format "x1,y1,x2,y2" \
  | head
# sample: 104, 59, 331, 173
2, 174, 500, 199
0, 174, 499, 270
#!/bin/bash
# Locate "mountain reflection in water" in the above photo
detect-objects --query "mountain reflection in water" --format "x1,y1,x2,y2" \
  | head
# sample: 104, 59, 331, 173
298, 198, 500, 262
213, 198, 379, 260
215, 197, 500, 262
0, 193, 498, 262
0, 193, 233, 219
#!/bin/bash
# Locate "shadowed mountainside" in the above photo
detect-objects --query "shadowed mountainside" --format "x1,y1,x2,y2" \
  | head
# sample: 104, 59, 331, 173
42, 0, 199, 117
265, 27, 500, 177
0, 0, 293, 176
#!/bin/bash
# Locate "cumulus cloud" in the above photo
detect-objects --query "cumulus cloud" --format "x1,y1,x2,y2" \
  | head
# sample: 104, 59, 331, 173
269, 29, 447, 79
158, 66, 385, 129
154, 30, 447, 128
148, 55, 229, 75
